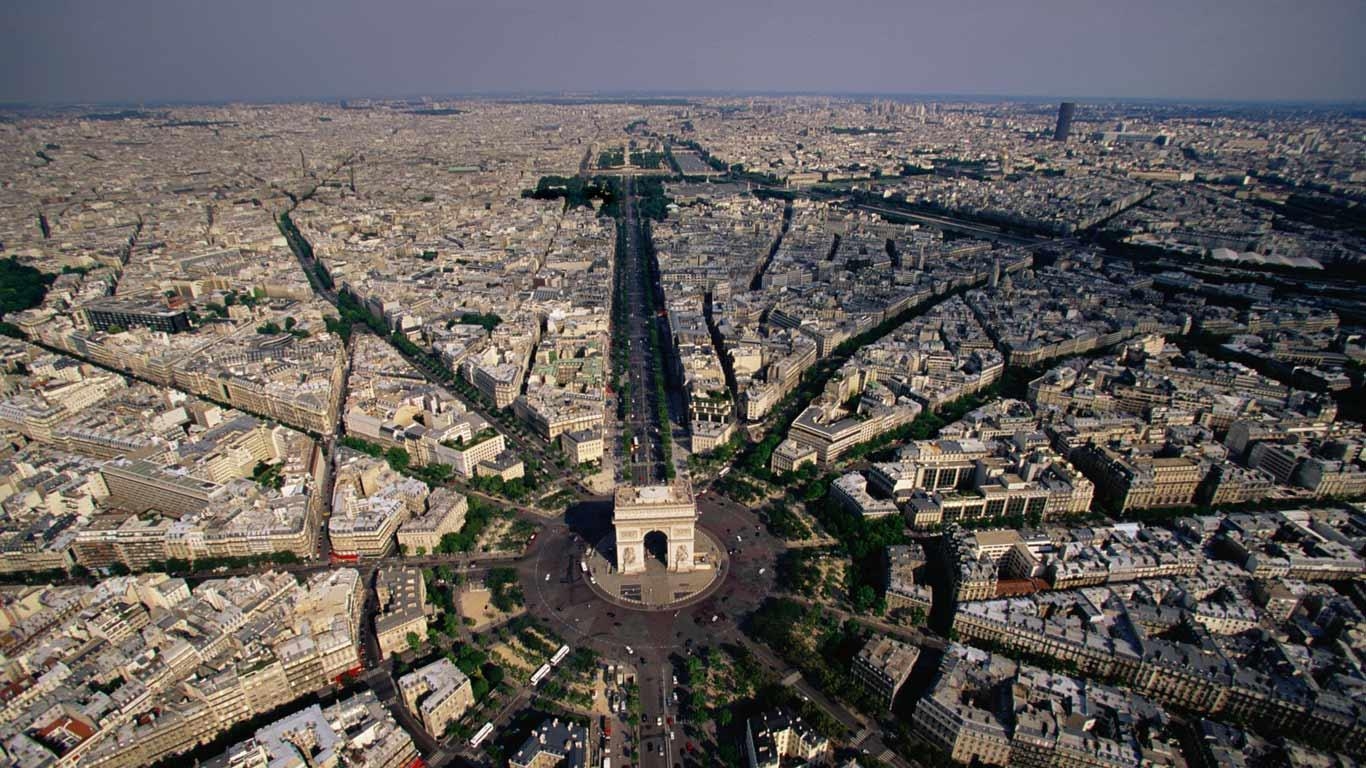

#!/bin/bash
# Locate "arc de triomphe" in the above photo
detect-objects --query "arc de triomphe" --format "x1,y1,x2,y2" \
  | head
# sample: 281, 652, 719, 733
612, 480, 698, 575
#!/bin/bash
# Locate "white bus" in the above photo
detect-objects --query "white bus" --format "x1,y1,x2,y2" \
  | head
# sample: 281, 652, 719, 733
530, 663, 553, 686
469, 722, 494, 748
551, 644, 571, 666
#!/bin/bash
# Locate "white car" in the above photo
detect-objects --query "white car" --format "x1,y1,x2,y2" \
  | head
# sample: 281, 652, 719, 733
544, 573, 551, 581
625, 646, 634, 655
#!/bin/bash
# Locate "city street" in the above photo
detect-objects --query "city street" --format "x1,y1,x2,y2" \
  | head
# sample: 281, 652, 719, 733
617, 175, 675, 486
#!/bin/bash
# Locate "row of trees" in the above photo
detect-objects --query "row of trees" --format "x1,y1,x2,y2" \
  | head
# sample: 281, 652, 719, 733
141, 550, 301, 576
736, 283, 989, 476
633, 214, 678, 480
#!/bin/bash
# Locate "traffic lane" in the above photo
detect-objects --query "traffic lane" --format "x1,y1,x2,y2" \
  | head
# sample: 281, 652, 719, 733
633, 656, 687, 768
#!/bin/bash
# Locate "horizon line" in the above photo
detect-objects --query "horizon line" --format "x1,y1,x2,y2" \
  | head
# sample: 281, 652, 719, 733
3, 88, 1365, 112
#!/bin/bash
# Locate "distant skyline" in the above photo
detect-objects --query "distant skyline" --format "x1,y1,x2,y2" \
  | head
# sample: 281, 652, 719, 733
2, 0, 1364, 106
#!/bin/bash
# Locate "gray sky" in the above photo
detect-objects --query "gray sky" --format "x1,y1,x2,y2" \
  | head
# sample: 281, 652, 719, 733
2, 0, 1363, 104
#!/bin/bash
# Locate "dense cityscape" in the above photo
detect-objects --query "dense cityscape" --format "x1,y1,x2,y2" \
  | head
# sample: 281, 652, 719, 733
0, 53, 1364, 768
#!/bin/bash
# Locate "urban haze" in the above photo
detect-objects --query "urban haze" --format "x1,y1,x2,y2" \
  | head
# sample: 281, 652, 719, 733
0, 3, 1364, 768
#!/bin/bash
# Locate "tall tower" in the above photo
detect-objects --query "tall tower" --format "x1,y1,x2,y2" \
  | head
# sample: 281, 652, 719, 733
1053, 102, 1076, 142
989, 257, 1001, 289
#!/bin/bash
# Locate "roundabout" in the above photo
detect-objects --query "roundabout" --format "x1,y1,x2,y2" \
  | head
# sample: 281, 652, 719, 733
583, 527, 728, 610
518, 489, 780, 657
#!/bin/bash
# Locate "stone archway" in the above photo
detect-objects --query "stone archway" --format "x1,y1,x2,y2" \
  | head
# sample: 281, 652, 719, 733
643, 530, 668, 566
613, 480, 697, 575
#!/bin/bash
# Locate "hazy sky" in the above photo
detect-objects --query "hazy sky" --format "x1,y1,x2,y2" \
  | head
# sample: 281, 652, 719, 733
2, 0, 1363, 104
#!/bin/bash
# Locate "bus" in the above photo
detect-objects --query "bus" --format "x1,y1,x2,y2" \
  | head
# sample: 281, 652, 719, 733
469, 722, 494, 748
530, 663, 553, 686
551, 645, 570, 666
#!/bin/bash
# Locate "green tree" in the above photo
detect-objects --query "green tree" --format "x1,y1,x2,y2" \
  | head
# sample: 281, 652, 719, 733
851, 584, 878, 614
406, 631, 422, 654
385, 446, 411, 473
685, 655, 703, 682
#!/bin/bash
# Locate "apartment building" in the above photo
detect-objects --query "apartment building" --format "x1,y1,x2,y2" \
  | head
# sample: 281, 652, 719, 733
398, 657, 475, 737
396, 488, 468, 555
374, 567, 428, 658
853, 635, 920, 710
559, 428, 604, 465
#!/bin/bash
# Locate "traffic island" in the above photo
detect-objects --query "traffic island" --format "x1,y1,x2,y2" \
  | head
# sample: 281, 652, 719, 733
583, 528, 728, 610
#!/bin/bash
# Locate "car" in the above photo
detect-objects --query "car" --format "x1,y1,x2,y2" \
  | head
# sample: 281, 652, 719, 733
656, 716, 662, 727
672, 675, 678, 685
626, 646, 634, 655
666, 717, 673, 726
646, 742, 654, 753
544, 573, 551, 581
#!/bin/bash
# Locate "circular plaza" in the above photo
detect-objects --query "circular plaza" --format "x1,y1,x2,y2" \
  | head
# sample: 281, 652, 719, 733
582, 527, 728, 610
